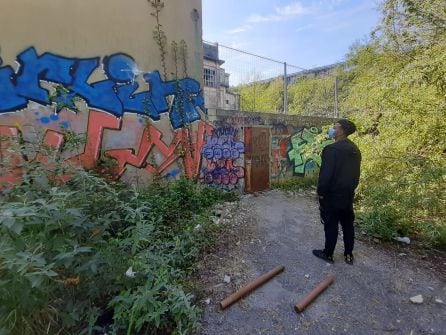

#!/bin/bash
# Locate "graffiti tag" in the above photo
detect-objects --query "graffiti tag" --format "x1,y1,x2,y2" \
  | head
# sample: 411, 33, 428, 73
0, 47, 204, 128
200, 126, 245, 187
0, 110, 213, 188
201, 127, 244, 160
288, 127, 332, 176
201, 160, 245, 186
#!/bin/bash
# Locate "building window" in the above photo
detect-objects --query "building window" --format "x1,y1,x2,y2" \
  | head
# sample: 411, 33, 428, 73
204, 68, 216, 87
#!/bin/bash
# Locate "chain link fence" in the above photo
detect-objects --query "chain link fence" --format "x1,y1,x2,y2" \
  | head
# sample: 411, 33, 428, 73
203, 41, 341, 117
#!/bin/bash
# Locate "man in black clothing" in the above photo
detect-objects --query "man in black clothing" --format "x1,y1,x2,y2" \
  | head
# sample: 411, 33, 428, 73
313, 119, 361, 265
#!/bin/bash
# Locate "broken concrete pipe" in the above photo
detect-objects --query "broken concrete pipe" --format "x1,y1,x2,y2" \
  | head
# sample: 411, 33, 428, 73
219, 265, 285, 310
294, 275, 334, 313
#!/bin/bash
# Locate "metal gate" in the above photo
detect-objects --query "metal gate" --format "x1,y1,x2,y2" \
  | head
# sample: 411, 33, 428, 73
244, 127, 270, 193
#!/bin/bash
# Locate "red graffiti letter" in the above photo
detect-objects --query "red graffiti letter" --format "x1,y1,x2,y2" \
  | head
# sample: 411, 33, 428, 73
68, 110, 120, 169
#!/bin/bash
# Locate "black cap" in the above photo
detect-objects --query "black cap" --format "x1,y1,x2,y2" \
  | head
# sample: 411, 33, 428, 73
336, 119, 356, 136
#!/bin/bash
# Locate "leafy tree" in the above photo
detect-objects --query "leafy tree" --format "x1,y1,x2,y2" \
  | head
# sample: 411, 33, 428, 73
340, 0, 446, 247
235, 78, 284, 113
288, 75, 337, 116
235, 73, 340, 116
233, 0, 446, 248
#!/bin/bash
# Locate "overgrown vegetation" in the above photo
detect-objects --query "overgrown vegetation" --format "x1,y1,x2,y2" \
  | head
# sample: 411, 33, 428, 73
287, 76, 338, 117
342, 0, 446, 248
0, 150, 237, 334
271, 173, 318, 192
243, 0, 446, 249
235, 78, 284, 113
234, 75, 338, 116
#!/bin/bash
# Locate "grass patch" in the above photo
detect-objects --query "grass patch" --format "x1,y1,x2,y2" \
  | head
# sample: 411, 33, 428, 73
271, 174, 319, 192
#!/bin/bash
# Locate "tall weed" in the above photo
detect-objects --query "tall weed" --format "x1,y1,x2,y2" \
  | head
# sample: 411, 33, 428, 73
0, 156, 236, 334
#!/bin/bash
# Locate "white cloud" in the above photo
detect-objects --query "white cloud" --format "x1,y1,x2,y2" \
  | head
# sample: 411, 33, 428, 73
225, 25, 252, 34
275, 2, 306, 16
318, 0, 346, 7
247, 14, 282, 23
247, 2, 309, 23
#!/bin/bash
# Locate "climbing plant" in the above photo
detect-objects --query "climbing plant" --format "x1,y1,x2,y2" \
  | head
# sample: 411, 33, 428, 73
149, 0, 168, 80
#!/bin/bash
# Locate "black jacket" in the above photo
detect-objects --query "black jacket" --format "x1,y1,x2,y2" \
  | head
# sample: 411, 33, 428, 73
317, 138, 361, 209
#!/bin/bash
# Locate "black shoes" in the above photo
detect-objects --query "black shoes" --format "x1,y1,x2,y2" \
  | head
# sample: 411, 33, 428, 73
312, 249, 334, 264
344, 254, 354, 265
313, 249, 355, 264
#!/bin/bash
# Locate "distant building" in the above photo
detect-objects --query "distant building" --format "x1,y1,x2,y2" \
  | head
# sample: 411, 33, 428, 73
203, 42, 240, 111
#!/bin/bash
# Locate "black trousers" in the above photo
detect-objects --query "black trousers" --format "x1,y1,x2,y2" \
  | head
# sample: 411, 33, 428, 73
319, 201, 355, 256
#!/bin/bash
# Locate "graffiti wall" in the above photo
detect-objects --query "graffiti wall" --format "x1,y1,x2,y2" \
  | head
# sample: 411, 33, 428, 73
210, 110, 334, 187
288, 127, 333, 176
0, 0, 211, 188
271, 127, 333, 182
0, 48, 210, 186
0, 1, 333, 192
271, 136, 292, 181
199, 126, 245, 191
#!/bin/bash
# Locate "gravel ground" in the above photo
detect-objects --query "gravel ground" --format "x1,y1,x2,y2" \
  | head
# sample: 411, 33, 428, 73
196, 190, 446, 335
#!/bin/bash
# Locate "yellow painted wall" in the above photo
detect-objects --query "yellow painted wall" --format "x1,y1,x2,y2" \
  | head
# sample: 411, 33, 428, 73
0, 0, 211, 188
0, 0, 202, 81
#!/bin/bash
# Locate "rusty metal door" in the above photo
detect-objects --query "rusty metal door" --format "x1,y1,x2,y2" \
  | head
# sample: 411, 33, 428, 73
244, 127, 270, 193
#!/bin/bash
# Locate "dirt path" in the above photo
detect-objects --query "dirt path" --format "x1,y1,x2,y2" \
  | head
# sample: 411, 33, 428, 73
196, 190, 446, 335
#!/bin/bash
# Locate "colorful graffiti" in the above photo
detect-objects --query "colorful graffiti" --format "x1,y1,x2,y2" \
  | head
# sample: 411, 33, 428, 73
0, 110, 213, 187
0, 47, 204, 128
201, 127, 244, 160
106, 120, 213, 179
288, 127, 332, 176
0, 47, 214, 188
271, 136, 292, 181
0, 126, 24, 186
200, 127, 245, 187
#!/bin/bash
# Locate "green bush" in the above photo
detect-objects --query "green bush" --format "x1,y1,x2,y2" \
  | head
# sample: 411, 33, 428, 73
0, 161, 236, 334
271, 173, 319, 192
339, 0, 446, 248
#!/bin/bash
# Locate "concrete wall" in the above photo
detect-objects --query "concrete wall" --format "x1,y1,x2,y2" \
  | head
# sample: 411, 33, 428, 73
206, 109, 335, 190
0, 0, 202, 79
0, 0, 208, 187
0, 0, 334, 192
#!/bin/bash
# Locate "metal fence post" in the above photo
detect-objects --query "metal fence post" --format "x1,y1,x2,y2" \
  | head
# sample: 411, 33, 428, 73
216, 42, 221, 110
283, 62, 288, 114
334, 76, 338, 118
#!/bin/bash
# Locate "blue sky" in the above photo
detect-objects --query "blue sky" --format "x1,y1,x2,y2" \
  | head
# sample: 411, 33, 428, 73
202, 0, 381, 72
